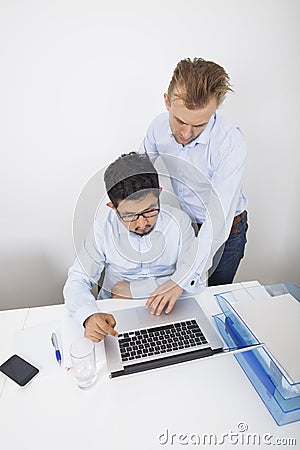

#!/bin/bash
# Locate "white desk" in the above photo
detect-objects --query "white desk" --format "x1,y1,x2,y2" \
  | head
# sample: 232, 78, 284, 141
0, 283, 299, 450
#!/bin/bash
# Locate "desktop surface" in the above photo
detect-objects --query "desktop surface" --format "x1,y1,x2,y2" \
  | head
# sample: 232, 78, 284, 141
0, 282, 299, 450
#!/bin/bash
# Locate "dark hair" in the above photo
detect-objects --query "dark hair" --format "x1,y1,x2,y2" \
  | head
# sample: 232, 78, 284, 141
168, 57, 233, 109
104, 152, 159, 207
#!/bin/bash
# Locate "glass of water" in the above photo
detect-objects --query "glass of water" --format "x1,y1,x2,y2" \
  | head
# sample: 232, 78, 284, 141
70, 337, 97, 389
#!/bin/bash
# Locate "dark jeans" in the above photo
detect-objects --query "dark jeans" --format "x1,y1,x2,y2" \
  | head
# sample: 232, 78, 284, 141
195, 211, 248, 287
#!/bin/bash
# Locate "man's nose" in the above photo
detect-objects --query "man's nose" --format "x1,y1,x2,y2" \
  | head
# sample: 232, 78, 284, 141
181, 125, 193, 138
136, 214, 148, 227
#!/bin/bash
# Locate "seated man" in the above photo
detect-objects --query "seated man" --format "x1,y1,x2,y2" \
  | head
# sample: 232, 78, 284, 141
63, 152, 200, 342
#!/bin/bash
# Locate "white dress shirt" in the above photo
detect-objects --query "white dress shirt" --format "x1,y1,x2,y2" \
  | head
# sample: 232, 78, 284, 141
63, 204, 201, 325
139, 110, 248, 285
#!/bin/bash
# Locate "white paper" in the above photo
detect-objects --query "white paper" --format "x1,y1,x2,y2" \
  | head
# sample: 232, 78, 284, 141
233, 294, 300, 383
13, 320, 62, 373
13, 318, 105, 373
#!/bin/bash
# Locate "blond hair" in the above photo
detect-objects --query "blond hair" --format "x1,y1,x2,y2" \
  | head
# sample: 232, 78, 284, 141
168, 57, 233, 109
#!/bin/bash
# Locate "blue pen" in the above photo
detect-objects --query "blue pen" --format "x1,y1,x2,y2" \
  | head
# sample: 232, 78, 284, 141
51, 332, 62, 366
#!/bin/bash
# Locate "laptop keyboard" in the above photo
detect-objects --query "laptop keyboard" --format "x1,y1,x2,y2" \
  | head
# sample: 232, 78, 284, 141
118, 319, 208, 363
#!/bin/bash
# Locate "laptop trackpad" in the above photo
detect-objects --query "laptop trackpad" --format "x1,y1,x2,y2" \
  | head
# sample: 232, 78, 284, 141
113, 297, 198, 332
136, 306, 180, 327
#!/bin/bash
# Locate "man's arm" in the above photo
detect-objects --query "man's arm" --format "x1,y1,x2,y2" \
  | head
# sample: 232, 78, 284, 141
192, 137, 247, 280
111, 276, 177, 300
139, 117, 160, 163
145, 209, 202, 315
145, 135, 247, 314
64, 227, 107, 323
111, 281, 132, 299
64, 227, 119, 341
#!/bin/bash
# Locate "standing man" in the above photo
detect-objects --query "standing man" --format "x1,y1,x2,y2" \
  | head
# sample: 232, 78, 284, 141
140, 57, 248, 314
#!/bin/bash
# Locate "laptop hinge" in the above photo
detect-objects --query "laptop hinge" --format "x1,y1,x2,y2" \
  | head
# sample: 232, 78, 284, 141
110, 347, 218, 378
110, 369, 125, 379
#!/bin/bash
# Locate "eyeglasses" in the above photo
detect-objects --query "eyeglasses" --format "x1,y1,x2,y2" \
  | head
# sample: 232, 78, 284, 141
117, 208, 160, 223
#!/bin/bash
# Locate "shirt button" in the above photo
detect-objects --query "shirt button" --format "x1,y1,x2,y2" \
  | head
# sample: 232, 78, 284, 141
190, 280, 195, 286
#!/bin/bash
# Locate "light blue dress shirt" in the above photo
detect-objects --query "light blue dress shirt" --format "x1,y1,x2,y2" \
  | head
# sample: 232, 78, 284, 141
63, 204, 202, 325
139, 111, 248, 285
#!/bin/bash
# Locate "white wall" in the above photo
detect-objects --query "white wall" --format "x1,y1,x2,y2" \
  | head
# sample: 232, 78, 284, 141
0, 0, 299, 310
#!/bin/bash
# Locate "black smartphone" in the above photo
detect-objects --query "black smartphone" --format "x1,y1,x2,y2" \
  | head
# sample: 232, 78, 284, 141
0, 354, 39, 387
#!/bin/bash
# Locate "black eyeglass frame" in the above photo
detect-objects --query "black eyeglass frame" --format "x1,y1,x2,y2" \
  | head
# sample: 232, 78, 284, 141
116, 207, 160, 223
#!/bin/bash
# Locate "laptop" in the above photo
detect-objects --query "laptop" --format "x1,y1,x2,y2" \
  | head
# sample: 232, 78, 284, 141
104, 297, 223, 378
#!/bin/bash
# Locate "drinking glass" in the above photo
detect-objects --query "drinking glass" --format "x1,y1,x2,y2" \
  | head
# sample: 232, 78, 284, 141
70, 337, 97, 389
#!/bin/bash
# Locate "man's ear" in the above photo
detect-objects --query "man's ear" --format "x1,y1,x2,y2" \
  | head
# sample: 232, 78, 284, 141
159, 187, 163, 195
164, 93, 170, 111
106, 202, 116, 210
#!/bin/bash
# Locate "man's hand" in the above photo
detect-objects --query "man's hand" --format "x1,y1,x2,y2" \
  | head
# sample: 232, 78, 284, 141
111, 281, 132, 299
145, 280, 183, 316
84, 313, 118, 342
